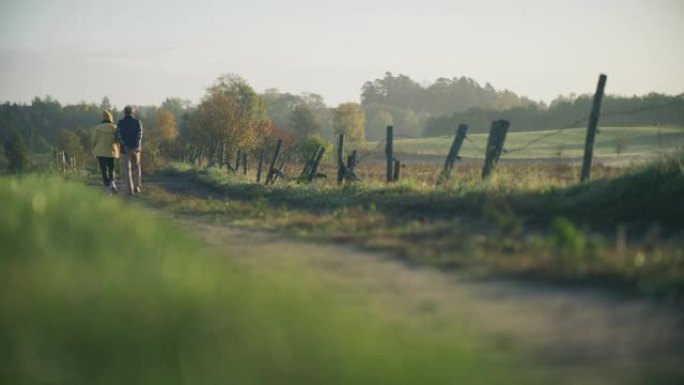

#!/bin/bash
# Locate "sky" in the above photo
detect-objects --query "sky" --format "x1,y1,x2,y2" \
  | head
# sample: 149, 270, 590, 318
0, 0, 682, 108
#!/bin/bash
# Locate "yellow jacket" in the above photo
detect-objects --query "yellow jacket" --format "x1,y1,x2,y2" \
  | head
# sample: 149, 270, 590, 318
92, 122, 120, 158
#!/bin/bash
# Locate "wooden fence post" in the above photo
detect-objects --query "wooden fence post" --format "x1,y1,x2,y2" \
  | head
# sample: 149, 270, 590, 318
265, 139, 282, 185
309, 146, 325, 181
393, 159, 401, 181
337, 134, 345, 184
347, 150, 357, 174
386, 126, 394, 183
242, 151, 247, 175
437, 124, 468, 185
299, 146, 317, 182
581, 74, 608, 182
482, 120, 510, 179
256, 148, 265, 183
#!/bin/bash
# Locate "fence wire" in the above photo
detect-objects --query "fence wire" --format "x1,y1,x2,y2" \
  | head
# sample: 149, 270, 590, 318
353, 99, 680, 160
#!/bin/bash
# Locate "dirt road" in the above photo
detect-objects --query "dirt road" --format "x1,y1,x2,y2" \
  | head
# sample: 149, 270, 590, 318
159, 217, 681, 385
146, 178, 684, 384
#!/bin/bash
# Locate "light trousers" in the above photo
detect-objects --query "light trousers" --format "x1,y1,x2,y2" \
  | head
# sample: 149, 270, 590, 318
120, 151, 141, 193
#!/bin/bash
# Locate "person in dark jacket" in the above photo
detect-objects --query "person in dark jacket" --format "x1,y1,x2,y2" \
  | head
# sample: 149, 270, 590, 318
116, 106, 143, 195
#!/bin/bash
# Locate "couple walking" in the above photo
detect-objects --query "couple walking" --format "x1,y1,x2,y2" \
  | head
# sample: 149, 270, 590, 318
92, 106, 143, 195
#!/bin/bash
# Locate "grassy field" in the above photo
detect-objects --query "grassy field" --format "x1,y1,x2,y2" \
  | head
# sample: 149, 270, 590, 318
149, 153, 684, 298
1, 176, 548, 384
365, 126, 684, 160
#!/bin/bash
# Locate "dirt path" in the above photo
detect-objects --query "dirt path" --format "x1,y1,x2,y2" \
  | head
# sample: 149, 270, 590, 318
148, 178, 684, 385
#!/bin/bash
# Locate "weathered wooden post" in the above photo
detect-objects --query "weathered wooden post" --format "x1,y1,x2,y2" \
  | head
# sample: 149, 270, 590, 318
347, 150, 357, 174
482, 119, 510, 179
265, 139, 282, 185
386, 125, 394, 183
242, 151, 247, 175
256, 148, 265, 183
393, 159, 401, 181
581, 74, 608, 182
309, 146, 325, 181
437, 124, 468, 185
337, 134, 345, 184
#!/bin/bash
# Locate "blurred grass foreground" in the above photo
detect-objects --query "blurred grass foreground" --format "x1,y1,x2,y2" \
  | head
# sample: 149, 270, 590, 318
0, 176, 536, 384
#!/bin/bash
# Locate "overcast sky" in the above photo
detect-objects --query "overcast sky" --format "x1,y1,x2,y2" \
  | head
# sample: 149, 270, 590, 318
1, 0, 682, 107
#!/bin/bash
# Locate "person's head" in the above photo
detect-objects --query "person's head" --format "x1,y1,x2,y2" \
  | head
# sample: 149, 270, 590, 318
102, 110, 113, 123
124, 106, 134, 116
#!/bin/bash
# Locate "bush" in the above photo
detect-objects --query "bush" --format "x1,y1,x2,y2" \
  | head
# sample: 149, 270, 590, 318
292, 134, 333, 163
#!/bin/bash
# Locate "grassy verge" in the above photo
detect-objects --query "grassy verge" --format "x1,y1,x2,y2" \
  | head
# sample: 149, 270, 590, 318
0, 176, 545, 384
149, 154, 684, 298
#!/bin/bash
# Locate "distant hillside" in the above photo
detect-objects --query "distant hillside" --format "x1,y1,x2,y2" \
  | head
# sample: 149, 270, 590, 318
361, 72, 539, 140
424, 93, 684, 135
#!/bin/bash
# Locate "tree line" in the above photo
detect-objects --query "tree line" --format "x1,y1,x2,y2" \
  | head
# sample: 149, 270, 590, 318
1, 71, 682, 173
0, 74, 366, 173
424, 92, 684, 135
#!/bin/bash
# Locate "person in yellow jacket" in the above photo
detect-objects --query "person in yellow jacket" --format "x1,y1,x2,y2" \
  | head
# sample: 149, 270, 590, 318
92, 110, 120, 192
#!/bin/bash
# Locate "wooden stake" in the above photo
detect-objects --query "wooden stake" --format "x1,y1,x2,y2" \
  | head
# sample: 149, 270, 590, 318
393, 159, 401, 181
337, 134, 345, 184
482, 120, 510, 179
386, 126, 393, 183
581, 74, 608, 182
265, 139, 282, 185
437, 124, 468, 185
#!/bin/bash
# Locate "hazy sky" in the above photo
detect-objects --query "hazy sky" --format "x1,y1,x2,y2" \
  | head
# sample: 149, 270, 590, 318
1, 0, 682, 107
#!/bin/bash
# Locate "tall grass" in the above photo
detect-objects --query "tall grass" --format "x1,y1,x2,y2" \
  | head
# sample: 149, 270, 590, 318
0, 176, 539, 384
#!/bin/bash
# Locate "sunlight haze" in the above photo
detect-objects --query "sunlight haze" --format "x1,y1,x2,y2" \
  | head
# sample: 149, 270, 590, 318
1, 0, 682, 107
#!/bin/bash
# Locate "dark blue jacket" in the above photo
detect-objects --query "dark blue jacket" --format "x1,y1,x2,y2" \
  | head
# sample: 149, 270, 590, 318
116, 115, 143, 152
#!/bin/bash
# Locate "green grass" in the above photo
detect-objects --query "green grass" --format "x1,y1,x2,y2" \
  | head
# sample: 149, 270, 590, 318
0, 176, 543, 384
150, 154, 684, 297
370, 126, 684, 159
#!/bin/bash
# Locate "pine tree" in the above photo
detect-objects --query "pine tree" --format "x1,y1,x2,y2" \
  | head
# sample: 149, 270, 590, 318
4, 130, 30, 173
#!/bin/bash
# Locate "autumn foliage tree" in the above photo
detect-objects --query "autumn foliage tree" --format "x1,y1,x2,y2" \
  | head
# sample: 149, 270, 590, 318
185, 74, 270, 165
332, 103, 366, 147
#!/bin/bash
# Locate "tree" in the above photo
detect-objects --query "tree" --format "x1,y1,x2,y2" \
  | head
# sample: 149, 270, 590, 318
3, 130, 29, 173
332, 103, 366, 146
58, 129, 85, 166
153, 109, 178, 142
100, 96, 112, 111
160, 97, 192, 122
289, 104, 320, 139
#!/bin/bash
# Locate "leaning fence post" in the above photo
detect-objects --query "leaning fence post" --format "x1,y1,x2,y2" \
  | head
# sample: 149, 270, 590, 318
265, 139, 282, 185
337, 134, 345, 184
482, 120, 510, 179
309, 146, 325, 181
581, 74, 608, 182
437, 124, 468, 185
386, 126, 394, 183
256, 148, 265, 183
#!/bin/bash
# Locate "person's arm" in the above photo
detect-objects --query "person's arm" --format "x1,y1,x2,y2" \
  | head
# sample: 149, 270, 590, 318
134, 121, 143, 150
115, 122, 127, 153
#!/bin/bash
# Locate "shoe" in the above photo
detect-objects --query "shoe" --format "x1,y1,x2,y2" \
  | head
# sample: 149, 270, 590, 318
134, 186, 141, 194
110, 181, 118, 193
